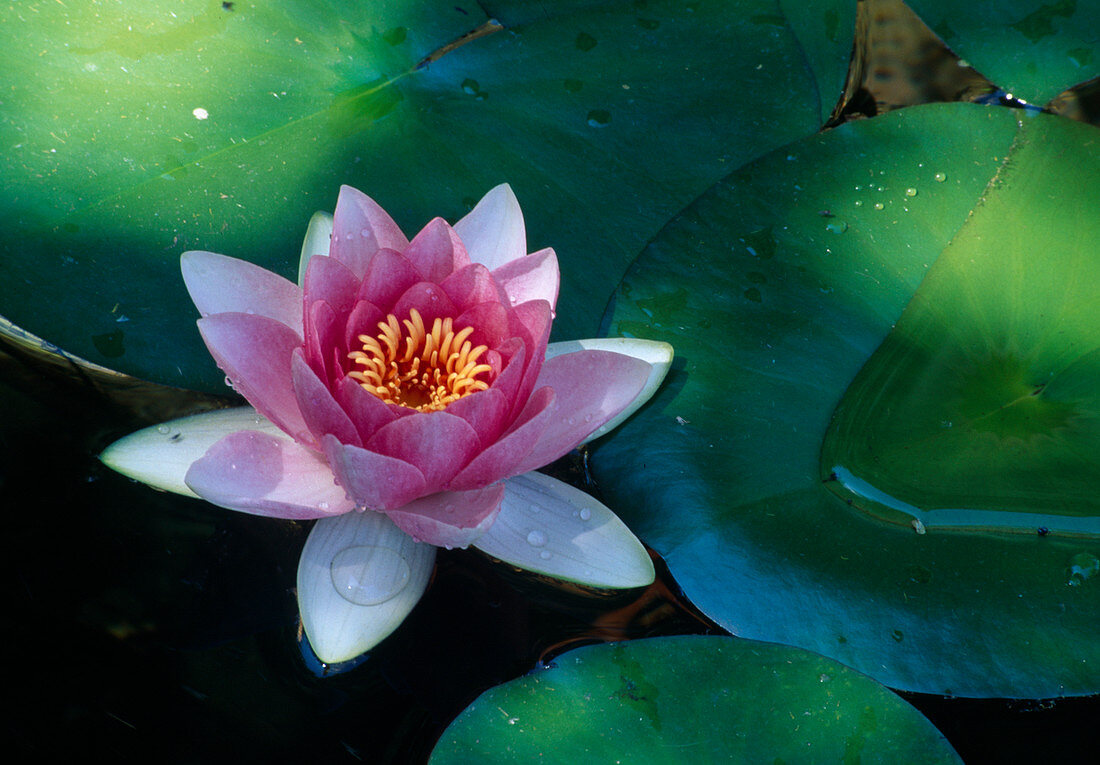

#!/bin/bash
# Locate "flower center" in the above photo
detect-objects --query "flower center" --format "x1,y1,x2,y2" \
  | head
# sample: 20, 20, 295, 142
347, 308, 491, 412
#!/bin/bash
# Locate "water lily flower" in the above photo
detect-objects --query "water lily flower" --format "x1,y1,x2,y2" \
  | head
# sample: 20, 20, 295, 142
102, 184, 672, 664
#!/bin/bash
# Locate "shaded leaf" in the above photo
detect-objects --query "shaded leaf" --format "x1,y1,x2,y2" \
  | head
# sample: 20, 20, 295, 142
1, 0, 854, 391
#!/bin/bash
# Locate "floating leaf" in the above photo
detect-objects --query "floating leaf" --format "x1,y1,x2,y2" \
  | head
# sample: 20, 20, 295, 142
0, 0, 853, 391
431, 636, 962, 763
909, 0, 1100, 104
595, 103, 1100, 696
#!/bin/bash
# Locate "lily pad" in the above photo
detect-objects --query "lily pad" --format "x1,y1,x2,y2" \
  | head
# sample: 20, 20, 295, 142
908, 0, 1100, 105
595, 102, 1100, 697
430, 636, 962, 763
0, 0, 853, 392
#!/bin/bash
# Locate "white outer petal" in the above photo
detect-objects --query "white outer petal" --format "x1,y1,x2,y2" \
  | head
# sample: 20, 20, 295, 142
545, 338, 674, 443
453, 183, 527, 270
297, 510, 436, 664
473, 472, 654, 589
298, 210, 335, 285
100, 407, 282, 498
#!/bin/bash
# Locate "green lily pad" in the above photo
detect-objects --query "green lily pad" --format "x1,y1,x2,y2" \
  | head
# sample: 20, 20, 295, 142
0, 0, 853, 392
430, 636, 962, 763
595, 102, 1100, 697
909, 0, 1100, 105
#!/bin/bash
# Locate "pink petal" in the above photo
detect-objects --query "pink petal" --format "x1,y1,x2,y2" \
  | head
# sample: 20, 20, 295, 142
404, 217, 470, 283
185, 430, 353, 519
292, 351, 361, 447
392, 282, 460, 328
343, 299, 387, 354
444, 387, 510, 448
454, 184, 527, 270
485, 338, 525, 412
508, 300, 552, 418
323, 435, 427, 510
305, 300, 341, 385
440, 263, 508, 312
331, 186, 409, 278
366, 412, 481, 491
447, 386, 555, 491
455, 301, 510, 350
303, 255, 359, 315
491, 248, 560, 311
513, 350, 652, 474
358, 249, 422, 311
181, 251, 303, 335
386, 484, 504, 548
197, 313, 310, 443
335, 376, 406, 443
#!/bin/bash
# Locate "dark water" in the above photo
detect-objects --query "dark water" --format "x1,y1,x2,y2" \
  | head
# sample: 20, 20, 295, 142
4, 342, 1098, 764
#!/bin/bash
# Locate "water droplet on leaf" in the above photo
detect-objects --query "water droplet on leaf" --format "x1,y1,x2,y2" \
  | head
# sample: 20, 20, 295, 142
575, 32, 597, 51
1067, 553, 1099, 586
587, 109, 611, 127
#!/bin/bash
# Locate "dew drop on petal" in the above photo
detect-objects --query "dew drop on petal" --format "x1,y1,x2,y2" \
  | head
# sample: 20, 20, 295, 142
317, 501, 330, 511
526, 530, 548, 547
539, 550, 552, 560
157, 425, 170, 435
579, 508, 592, 521
330, 546, 411, 605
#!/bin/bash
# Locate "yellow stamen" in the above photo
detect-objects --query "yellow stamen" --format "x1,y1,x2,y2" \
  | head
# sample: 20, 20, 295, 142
348, 308, 492, 412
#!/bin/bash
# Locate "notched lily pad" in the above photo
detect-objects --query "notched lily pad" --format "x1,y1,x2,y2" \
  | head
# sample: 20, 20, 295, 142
822, 112, 1100, 538
908, 0, 1100, 105
596, 103, 1100, 697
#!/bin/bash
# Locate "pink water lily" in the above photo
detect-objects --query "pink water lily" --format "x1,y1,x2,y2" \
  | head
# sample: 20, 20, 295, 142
180, 184, 650, 547
103, 184, 672, 664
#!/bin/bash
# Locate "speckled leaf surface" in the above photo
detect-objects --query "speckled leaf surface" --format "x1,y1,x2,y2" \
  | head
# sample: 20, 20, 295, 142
431, 636, 962, 763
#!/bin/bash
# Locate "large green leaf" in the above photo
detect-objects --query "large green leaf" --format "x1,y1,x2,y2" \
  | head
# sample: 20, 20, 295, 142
0, 0, 853, 392
908, 0, 1100, 105
430, 636, 962, 763
595, 103, 1100, 697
